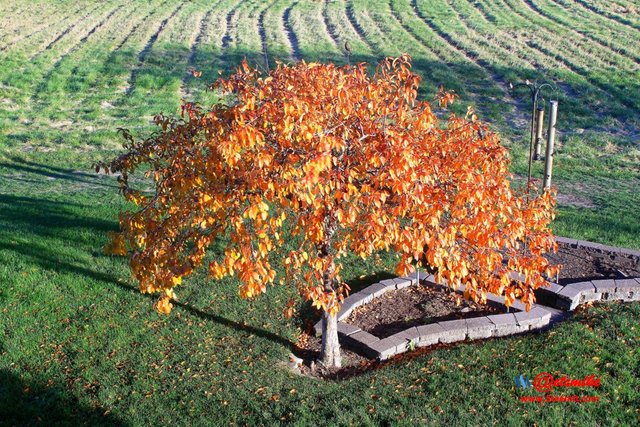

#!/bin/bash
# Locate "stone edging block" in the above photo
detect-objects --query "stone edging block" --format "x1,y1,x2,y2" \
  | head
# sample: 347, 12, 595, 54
465, 316, 494, 339
549, 275, 640, 311
437, 319, 467, 343
416, 323, 445, 347
557, 283, 583, 310
342, 331, 380, 358
487, 313, 526, 336
515, 307, 551, 330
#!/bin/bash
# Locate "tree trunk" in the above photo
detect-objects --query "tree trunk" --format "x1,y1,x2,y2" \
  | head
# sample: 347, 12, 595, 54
320, 309, 341, 368
318, 217, 341, 367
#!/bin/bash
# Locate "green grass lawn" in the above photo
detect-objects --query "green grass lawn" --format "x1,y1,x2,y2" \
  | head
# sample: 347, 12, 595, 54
1, 0, 639, 425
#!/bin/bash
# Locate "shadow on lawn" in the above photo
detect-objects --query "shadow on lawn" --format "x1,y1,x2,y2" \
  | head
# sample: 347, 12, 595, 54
0, 238, 297, 351
0, 193, 115, 248
113, 280, 297, 351
0, 370, 124, 426
0, 157, 117, 189
0, 193, 296, 352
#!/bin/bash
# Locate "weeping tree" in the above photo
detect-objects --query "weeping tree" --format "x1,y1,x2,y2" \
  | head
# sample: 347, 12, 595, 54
102, 55, 557, 368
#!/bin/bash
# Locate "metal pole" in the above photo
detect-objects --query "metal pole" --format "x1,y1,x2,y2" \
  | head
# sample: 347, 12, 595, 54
534, 106, 545, 161
543, 101, 558, 190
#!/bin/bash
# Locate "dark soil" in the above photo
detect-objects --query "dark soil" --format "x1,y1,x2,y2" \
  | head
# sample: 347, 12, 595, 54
545, 242, 640, 285
345, 283, 501, 337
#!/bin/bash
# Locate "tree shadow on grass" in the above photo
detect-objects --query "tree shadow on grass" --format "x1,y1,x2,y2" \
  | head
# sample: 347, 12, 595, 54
0, 369, 124, 426
0, 192, 296, 352
0, 156, 117, 190
0, 194, 116, 251
0, 234, 297, 352
113, 279, 297, 352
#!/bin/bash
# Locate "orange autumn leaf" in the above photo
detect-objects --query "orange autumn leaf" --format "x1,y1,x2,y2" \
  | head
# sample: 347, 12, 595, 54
155, 295, 173, 315
103, 232, 127, 256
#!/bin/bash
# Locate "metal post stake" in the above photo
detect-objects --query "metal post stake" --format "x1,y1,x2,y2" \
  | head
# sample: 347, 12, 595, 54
509, 80, 555, 193
544, 100, 558, 190
534, 106, 545, 161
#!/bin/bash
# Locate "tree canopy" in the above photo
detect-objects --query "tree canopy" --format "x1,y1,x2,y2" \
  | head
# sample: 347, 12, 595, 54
103, 55, 557, 344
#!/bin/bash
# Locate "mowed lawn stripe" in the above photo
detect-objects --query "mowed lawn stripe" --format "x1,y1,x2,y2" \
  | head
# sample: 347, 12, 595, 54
380, 0, 486, 103
406, 0, 524, 120
349, 0, 464, 100
521, 0, 640, 65
444, 0, 538, 71
113, 0, 173, 52
323, 0, 376, 63
121, 0, 207, 121
0, 2, 132, 141
76, 0, 176, 131
4, 3, 95, 56
494, 0, 640, 114
282, 1, 302, 62
345, 0, 385, 58
0, 3, 73, 51
181, 1, 226, 100
286, 0, 342, 63
550, 0, 640, 40
223, 1, 272, 69
394, 0, 507, 105
469, 0, 638, 120
262, 0, 300, 64
218, 1, 258, 68
0, 3, 42, 40
572, 0, 640, 31
502, 0, 639, 73
490, 0, 640, 109
449, 0, 588, 126
258, 1, 277, 70
320, 0, 342, 54
35, 2, 112, 60
122, 1, 187, 98
31, 3, 140, 111
186, 0, 236, 101
220, 0, 269, 69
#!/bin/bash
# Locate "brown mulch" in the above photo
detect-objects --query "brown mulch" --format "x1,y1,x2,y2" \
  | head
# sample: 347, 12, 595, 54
544, 242, 640, 285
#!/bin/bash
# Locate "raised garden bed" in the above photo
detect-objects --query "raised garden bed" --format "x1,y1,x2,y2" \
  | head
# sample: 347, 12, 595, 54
297, 237, 640, 379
